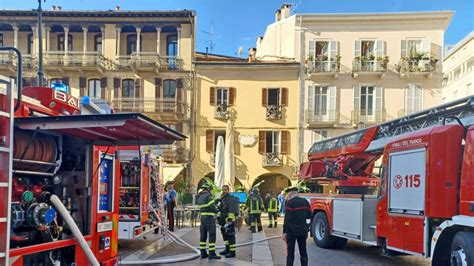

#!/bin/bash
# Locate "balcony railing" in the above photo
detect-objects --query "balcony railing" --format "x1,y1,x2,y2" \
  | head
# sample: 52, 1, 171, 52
44, 51, 102, 67
117, 54, 184, 70
353, 58, 387, 72
266, 105, 282, 120
0, 53, 37, 69
397, 57, 437, 73
307, 60, 340, 73
262, 152, 283, 167
112, 98, 187, 118
159, 56, 184, 70
305, 110, 338, 124
351, 109, 386, 124
161, 145, 186, 163
214, 104, 229, 119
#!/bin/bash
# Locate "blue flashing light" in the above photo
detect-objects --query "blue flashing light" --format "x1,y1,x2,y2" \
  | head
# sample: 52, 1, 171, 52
51, 82, 69, 93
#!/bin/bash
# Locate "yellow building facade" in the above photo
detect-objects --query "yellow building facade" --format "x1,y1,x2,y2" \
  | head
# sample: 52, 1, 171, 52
193, 56, 300, 194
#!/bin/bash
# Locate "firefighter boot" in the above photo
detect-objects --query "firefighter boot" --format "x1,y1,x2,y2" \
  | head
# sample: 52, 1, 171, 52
208, 252, 221, 260
274, 222, 277, 228
219, 247, 229, 256
200, 250, 209, 259
268, 224, 273, 228
225, 251, 236, 258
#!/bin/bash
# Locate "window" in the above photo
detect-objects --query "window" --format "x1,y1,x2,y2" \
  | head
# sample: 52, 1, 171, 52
312, 130, 328, 143
126, 34, 142, 55
0, 33, 3, 47
267, 88, 280, 106
354, 85, 383, 122
216, 87, 228, 106
265, 131, 280, 154
214, 130, 226, 148
88, 79, 101, 99
355, 40, 384, 59
205, 130, 225, 153
308, 85, 336, 121
94, 34, 102, 53
360, 86, 374, 116
57, 34, 73, 51
405, 84, 423, 114
401, 38, 430, 57
163, 79, 177, 99
121, 79, 135, 98
27, 33, 33, 54
167, 34, 178, 69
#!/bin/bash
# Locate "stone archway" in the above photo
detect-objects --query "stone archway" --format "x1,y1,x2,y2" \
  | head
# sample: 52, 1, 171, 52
252, 173, 291, 198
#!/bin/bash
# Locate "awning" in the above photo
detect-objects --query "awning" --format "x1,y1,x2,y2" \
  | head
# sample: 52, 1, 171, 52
162, 165, 185, 183
14, 113, 186, 146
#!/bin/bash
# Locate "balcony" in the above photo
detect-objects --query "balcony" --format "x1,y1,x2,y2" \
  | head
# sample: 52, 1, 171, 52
307, 60, 340, 79
112, 98, 188, 120
397, 57, 438, 78
214, 104, 229, 119
262, 152, 283, 167
352, 57, 388, 78
266, 105, 282, 120
0, 53, 37, 71
305, 110, 338, 127
161, 145, 186, 163
44, 51, 106, 69
351, 110, 386, 125
117, 54, 183, 72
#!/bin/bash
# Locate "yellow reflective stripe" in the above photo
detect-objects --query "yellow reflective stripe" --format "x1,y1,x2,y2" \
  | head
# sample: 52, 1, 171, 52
209, 243, 216, 251
227, 213, 236, 221
224, 240, 229, 245
201, 212, 216, 216
199, 199, 215, 208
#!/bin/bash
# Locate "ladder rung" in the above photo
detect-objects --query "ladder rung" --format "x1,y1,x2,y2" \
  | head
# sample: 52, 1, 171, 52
0, 218, 7, 222
0, 111, 10, 118
0, 182, 8, 187
0, 147, 9, 153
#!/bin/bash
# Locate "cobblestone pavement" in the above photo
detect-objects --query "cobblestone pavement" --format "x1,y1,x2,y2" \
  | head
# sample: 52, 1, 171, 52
119, 214, 431, 265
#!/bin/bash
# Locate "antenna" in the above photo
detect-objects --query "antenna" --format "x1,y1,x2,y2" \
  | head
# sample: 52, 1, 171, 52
201, 20, 216, 53
237, 46, 244, 58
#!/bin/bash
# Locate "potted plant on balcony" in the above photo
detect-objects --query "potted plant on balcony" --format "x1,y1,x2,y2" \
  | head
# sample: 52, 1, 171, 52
305, 54, 314, 64
429, 56, 438, 71
378, 56, 389, 69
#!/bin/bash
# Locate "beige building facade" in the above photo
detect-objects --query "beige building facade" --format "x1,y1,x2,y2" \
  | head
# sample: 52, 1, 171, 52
0, 9, 195, 179
193, 56, 300, 193
442, 31, 474, 103
256, 4, 453, 161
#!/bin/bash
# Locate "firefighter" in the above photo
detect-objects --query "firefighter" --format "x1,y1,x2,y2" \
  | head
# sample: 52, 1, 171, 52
218, 185, 239, 258
246, 187, 264, 233
282, 187, 311, 266
266, 191, 278, 228
197, 183, 221, 260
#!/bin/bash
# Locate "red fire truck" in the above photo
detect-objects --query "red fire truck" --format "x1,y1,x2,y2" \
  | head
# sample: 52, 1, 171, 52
0, 76, 184, 265
300, 96, 474, 265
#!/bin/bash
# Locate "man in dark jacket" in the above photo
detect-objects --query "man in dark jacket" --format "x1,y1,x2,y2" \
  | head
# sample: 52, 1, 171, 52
283, 187, 311, 266
218, 185, 239, 258
197, 183, 221, 260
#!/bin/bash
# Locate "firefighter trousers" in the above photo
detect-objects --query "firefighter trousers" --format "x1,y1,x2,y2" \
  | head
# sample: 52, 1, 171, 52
199, 216, 217, 253
268, 212, 277, 226
220, 227, 236, 254
286, 234, 308, 266
249, 213, 262, 232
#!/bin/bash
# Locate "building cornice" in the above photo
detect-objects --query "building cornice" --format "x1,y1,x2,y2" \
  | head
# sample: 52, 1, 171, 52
0, 9, 195, 19
444, 31, 474, 61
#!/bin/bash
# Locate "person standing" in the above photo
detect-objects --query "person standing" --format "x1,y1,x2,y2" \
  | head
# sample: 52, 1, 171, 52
218, 185, 239, 258
197, 183, 221, 260
246, 188, 264, 233
266, 191, 278, 228
164, 181, 177, 231
283, 187, 311, 266
278, 190, 285, 216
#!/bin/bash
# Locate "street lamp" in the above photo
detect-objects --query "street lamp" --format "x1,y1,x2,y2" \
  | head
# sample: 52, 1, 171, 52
37, 0, 45, 86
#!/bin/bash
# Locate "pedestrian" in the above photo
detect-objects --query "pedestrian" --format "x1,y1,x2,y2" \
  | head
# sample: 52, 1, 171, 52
246, 187, 264, 233
266, 191, 278, 228
218, 185, 239, 258
197, 183, 221, 260
278, 190, 285, 216
264, 191, 271, 211
164, 181, 177, 231
282, 187, 311, 266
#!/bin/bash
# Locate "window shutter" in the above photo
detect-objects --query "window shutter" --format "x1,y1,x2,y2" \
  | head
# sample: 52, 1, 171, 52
100, 77, 107, 99
229, 87, 235, 105
329, 86, 336, 121
206, 130, 214, 153
134, 78, 141, 98
353, 85, 360, 111
113, 78, 120, 98
176, 78, 183, 89
209, 87, 215, 106
329, 40, 337, 62
281, 131, 289, 155
422, 38, 431, 56
401, 40, 407, 58
375, 40, 384, 58
262, 88, 268, 106
176, 86, 182, 101
155, 78, 162, 98
375, 86, 383, 121
308, 40, 315, 60
355, 40, 361, 57
415, 85, 422, 112
281, 88, 288, 106
258, 131, 266, 154
79, 77, 87, 97
307, 85, 314, 113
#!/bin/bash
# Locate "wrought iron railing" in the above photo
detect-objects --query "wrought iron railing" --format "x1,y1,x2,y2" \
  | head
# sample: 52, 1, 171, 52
262, 152, 283, 167
352, 59, 387, 72
112, 98, 187, 117
305, 110, 338, 124
397, 58, 437, 73
214, 104, 229, 119
307, 60, 340, 73
351, 109, 386, 124
266, 105, 282, 120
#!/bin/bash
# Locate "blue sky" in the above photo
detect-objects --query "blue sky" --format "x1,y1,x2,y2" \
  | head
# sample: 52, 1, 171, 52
1, 0, 472, 56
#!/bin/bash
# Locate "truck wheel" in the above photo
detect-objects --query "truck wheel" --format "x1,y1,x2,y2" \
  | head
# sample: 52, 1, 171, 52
312, 212, 337, 248
450, 231, 474, 266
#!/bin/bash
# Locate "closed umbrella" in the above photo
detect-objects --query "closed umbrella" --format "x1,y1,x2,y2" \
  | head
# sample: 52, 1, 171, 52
224, 119, 235, 189
214, 136, 225, 194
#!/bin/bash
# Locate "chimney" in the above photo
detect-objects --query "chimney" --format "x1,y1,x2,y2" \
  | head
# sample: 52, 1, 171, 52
275, 9, 281, 22
280, 4, 292, 19
115, 5, 120, 11
57, 6, 62, 11
256, 36, 263, 47
51, 5, 56, 11
248, 48, 257, 63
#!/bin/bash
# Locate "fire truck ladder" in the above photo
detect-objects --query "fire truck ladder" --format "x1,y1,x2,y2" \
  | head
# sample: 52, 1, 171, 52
366, 95, 474, 151
0, 76, 15, 264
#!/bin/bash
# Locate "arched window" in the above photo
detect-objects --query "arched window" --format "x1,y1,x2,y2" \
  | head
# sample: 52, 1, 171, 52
94, 34, 102, 53
163, 79, 177, 99
122, 79, 135, 98
27, 33, 33, 54
126, 34, 142, 55
88, 79, 101, 98
57, 33, 73, 51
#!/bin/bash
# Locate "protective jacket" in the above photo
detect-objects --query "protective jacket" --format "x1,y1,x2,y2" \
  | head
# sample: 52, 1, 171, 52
197, 190, 218, 216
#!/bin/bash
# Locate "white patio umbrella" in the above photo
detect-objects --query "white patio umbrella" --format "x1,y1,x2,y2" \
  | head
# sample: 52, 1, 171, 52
224, 119, 235, 189
214, 136, 225, 195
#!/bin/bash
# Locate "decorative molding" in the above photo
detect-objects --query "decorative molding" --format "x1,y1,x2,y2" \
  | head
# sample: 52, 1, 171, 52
238, 134, 258, 147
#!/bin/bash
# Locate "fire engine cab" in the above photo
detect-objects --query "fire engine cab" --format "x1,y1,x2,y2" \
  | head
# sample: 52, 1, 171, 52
0, 76, 184, 265
300, 96, 474, 265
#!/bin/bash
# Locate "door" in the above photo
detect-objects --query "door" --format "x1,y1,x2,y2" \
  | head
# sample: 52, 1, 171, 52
167, 35, 178, 69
